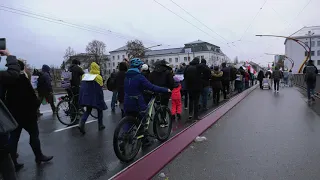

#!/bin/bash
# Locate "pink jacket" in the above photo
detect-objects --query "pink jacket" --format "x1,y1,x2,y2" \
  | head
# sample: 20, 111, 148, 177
171, 84, 181, 100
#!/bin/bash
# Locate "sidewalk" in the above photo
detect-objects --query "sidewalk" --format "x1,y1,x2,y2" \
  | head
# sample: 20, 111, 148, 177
154, 88, 320, 180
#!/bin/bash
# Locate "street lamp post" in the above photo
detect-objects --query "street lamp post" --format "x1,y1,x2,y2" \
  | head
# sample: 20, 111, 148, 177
265, 53, 295, 71
256, 34, 310, 73
306, 31, 314, 61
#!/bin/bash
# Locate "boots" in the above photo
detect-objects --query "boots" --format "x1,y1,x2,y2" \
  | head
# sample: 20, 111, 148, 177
11, 157, 24, 172
177, 114, 181, 121
98, 118, 105, 131
78, 120, 86, 134
31, 140, 53, 165
171, 114, 176, 121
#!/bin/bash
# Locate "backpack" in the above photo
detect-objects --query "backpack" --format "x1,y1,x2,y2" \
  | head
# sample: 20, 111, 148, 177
305, 65, 317, 81
107, 75, 116, 91
61, 71, 72, 89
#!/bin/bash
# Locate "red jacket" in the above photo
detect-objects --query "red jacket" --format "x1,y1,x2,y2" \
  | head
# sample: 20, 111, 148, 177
171, 84, 181, 100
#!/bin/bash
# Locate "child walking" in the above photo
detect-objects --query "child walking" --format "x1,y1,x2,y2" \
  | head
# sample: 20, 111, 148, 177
171, 75, 182, 121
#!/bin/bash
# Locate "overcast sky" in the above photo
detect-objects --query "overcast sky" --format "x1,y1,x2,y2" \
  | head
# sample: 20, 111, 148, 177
0, 0, 318, 68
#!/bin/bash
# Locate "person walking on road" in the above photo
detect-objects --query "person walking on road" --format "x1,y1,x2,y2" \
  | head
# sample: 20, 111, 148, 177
68, 59, 84, 123
149, 60, 174, 107
230, 65, 237, 92
288, 70, 293, 87
198, 59, 211, 111
257, 70, 264, 89
171, 75, 182, 122
0, 49, 22, 180
221, 62, 231, 99
6, 60, 53, 171
115, 62, 128, 118
107, 70, 118, 112
272, 67, 282, 93
177, 63, 188, 109
184, 58, 202, 121
37, 65, 56, 114
303, 60, 318, 103
78, 62, 107, 134
211, 66, 223, 105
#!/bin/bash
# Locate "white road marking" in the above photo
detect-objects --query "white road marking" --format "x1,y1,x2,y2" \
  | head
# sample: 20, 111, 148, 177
40, 99, 111, 114
54, 119, 96, 132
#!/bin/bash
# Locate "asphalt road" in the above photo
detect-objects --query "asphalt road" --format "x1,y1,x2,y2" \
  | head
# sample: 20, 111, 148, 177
16, 89, 242, 180
154, 87, 320, 180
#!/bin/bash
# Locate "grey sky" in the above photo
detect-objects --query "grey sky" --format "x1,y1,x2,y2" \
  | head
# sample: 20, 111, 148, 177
0, 0, 318, 68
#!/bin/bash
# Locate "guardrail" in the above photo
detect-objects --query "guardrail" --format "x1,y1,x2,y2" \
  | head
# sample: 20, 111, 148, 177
293, 74, 320, 95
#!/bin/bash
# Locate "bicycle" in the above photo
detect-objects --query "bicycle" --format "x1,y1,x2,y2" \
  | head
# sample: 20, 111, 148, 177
56, 87, 98, 126
113, 92, 172, 162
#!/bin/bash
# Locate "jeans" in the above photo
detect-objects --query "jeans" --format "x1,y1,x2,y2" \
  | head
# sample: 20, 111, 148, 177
10, 121, 42, 163
307, 82, 316, 100
0, 154, 16, 180
274, 79, 280, 91
200, 86, 210, 109
188, 91, 201, 118
81, 107, 104, 127
111, 91, 118, 110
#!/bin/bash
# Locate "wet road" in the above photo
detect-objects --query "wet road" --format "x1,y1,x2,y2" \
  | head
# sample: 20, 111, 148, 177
154, 87, 320, 180
16, 89, 241, 180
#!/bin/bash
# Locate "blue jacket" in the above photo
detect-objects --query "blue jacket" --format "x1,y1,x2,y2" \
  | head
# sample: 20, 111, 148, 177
79, 81, 108, 111
124, 69, 168, 113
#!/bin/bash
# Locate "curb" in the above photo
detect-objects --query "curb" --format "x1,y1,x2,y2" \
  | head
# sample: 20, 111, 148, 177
110, 85, 258, 180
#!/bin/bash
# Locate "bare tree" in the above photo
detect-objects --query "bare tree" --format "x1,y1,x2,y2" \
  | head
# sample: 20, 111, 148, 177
61, 47, 76, 69
85, 40, 106, 65
126, 39, 145, 59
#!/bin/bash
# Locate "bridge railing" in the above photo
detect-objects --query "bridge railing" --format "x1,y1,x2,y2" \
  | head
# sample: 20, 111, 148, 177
293, 74, 320, 94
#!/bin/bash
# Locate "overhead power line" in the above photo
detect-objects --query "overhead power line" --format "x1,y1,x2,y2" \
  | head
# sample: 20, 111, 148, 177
152, 0, 243, 55
239, 0, 268, 41
168, 0, 230, 44
0, 5, 165, 46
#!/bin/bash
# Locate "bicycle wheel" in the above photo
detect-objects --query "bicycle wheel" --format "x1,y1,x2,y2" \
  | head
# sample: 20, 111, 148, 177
56, 99, 78, 125
113, 116, 142, 163
153, 106, 172, 142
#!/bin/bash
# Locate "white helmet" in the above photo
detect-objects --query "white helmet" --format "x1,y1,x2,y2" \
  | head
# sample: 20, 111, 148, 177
141, 64, 149, 71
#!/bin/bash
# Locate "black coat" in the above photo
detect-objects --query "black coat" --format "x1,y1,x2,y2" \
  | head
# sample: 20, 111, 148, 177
221, 66, 231, 81
184, 59, 202, 91
5, 73, 40, 125
257, 71, 264, 81
69, 64, 84, 87
198, 63, 211, 88
115, 71, 126, 103
149, 63, 174, 90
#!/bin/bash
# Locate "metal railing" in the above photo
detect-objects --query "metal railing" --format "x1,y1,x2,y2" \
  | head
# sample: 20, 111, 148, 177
293, 74, 320, 95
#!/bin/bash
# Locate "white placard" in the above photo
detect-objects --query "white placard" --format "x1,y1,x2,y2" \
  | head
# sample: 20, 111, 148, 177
82, 74, 97, 81
174, 74, 184, 81
31, 75, 38, 89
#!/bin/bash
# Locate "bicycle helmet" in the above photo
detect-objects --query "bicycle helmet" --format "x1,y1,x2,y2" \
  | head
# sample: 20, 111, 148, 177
130, 58, 144, 68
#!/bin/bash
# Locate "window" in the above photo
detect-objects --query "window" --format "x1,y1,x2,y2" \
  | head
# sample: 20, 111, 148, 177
175, 58, 179, 63
118, 62, 120, 65
318, 50, 320, 56
117, 55, 120, 60
108, 63, 110, 67
201, 55, 204, 59
113, 56, 115, 60
311, 51, 315, 56
151, 59, 155, 63
169, 58, 172, 63
113, 62, 115, 67
305, 42, 308, 46
317, 60, 320, 66
122, 55, 125, 59
156, 59, 160, 61
318, 41, 320, 47
311, 41, 315, 47
184, 57, 187, 62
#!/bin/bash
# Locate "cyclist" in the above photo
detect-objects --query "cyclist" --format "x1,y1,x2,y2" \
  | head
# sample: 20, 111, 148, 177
124, 58, 171, 145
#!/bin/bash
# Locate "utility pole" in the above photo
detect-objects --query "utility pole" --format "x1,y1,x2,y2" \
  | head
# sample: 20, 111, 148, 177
306, 31, 314, 61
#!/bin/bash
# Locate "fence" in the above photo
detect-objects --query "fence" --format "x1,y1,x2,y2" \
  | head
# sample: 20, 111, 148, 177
293, 74, 320, 95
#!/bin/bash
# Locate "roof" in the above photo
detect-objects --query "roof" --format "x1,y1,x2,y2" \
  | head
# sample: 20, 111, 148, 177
285, 26, 320, 44
185, 40, 207, 45
109, 45, 127, 53
145, 48, 183, 56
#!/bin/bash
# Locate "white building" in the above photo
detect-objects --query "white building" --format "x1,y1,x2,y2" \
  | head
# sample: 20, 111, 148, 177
285, 26, 320, 73
108, 40, 230, 72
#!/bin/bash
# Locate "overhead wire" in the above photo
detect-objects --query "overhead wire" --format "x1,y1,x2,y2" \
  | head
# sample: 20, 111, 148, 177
0, 5, 167, 46
152, 0, 243, 55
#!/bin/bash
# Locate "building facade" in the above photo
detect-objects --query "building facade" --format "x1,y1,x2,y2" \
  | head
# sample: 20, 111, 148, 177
108, 40, 230, 72
285, 26, 320, 73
